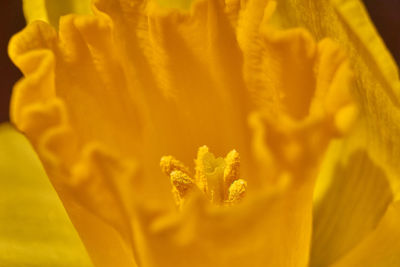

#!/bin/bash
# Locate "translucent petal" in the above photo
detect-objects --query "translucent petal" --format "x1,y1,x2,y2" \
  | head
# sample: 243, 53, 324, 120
0, 123, 92, 266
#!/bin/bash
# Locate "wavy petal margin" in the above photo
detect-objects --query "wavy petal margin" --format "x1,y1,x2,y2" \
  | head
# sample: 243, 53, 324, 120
9, 0, 400, 266
8, 17, 140, 266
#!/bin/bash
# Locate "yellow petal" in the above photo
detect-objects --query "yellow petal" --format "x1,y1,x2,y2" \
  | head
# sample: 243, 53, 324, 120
332, 200, 400, 267
0, 123, 92, 266
23, 0, 92, 27
332, 0, 400, 97
261, 0, 400, 263
23, 0, 48, 24
267, 0, 400, 196
155, 0, 194, 10
268, 0, 399, 96
311, 139, 393, 266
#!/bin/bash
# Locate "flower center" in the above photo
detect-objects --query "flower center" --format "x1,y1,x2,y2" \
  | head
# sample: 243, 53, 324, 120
160, 145, 247, 208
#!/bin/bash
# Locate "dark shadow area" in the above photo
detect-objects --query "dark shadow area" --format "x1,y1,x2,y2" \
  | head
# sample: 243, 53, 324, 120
0, 1, 25, 123
363, 0, 400, 65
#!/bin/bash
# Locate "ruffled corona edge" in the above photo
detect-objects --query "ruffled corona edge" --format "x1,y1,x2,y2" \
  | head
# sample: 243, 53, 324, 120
8, 0, 400, 266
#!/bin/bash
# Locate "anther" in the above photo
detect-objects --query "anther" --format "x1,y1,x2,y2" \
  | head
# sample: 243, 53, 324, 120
160, 146, 247, 208
223, 149, 240, 196
170, 170, 194, 198
227, 179, 247, 204
160, 155, 190, 176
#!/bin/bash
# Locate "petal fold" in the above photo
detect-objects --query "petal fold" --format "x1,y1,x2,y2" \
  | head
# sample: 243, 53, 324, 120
311, 143, 393, 266
332, 200, 400, 267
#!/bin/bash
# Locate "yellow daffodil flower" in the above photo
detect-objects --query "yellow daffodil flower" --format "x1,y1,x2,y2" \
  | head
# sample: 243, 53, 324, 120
6, 0, 400, 266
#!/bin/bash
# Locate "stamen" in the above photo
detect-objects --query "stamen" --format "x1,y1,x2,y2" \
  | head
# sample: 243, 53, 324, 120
223, 149, 240, 198
194, 145, 210, 193
160, 146, 247, 208
160, 155, 190, 176
170, 170, 194, 208
170, 170, 194, 196
227, 179, 247, 204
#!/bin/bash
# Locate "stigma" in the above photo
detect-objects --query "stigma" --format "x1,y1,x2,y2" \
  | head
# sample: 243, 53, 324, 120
160, 146, 247, 208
